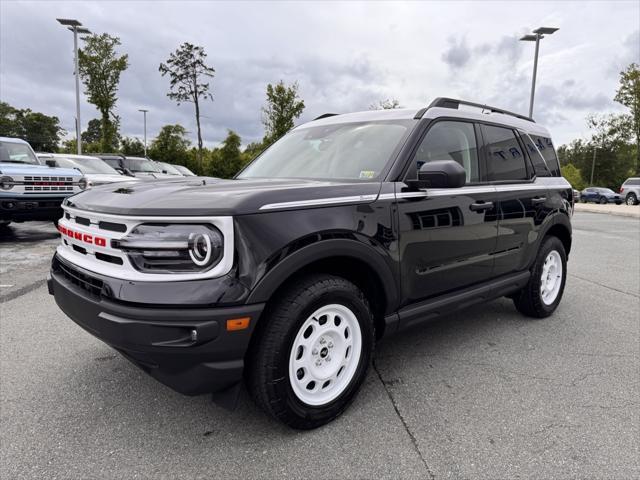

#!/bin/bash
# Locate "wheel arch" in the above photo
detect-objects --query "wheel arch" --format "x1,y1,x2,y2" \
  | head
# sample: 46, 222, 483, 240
246, 239, 399, 339
546, 214, 572, 256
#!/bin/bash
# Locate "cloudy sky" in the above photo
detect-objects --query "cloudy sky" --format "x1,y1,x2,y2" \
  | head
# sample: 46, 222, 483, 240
1, 1, 638, 148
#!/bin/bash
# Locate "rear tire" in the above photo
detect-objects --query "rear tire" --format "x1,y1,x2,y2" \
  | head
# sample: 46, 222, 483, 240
247, 274, 374, 429
626, 193, 638, 205
598, 197, 607, 204
513, 236, 567, 318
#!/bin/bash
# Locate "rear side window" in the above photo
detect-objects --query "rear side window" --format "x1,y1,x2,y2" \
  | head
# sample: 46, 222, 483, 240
102, 158, 120, 169
408, 121, 480, 183
482, 125, 528, 181
530, 135, 560, 176
623, 178, 640, 186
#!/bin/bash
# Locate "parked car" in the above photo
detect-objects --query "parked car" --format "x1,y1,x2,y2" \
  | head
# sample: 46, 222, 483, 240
619, 177, 640, 205
173, 164, 196, 176
155, 161, 183, 176
0, 137, 84, 227
579, 187, 622, 204
37, 154, 139, 189
573, 189, 580, 203
49, 98, 572, 429
95, 154, 172, 179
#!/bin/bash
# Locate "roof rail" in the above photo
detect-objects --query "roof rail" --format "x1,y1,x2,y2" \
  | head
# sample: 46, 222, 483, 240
313, 113, 340, 121
415, 97, 534, 123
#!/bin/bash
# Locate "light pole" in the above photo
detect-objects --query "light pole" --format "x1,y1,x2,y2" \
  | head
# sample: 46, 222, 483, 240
520, 27, 558, 118
138, 109, 149, 157
57, 18, 90, 155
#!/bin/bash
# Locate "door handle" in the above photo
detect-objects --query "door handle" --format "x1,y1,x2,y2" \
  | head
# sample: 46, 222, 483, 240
469, 201, 494, 211
531, 197, 547, 205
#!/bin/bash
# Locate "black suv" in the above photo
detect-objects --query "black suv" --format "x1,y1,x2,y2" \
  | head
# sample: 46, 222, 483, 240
49, 98, 572, 429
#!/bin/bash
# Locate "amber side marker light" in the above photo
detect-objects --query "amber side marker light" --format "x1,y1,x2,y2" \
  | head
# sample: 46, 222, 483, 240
226, 317, 251, 331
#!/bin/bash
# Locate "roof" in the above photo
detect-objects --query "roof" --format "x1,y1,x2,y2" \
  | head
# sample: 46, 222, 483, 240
0, 136, 29, 145
300, 100, 551, 137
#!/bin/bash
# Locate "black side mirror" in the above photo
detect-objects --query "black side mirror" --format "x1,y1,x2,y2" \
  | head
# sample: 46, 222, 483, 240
162, 170, 168, 174
406, 160, 466, 190
45, 159, 57, 167
123, 168, 135, 177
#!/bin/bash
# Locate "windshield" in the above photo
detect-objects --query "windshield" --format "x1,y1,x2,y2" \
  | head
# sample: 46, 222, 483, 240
238, 120, 413, 180
175, 165, 195, 176
0, 141, 39, 165
125, 157, 161, 173
158, 162, 182, 175
55, 156, 120, 175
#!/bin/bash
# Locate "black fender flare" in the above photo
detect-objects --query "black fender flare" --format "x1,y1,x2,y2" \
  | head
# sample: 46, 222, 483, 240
245, 238, 399, 312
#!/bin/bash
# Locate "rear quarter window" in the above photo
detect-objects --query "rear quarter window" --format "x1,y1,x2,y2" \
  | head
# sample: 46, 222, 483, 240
531, 135, 561, 177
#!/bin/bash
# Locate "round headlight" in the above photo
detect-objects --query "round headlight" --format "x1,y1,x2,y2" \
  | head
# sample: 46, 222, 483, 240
0, 176, 14, 190
189, 232, 212, 266
78, 177, 87, 190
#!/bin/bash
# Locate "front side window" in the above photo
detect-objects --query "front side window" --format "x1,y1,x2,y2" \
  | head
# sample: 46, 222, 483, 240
0, 141, 39, 165
125, 158, 161, 173
238, 120, 413, 181
483, 125, 528, 181
408, 121, 479, 183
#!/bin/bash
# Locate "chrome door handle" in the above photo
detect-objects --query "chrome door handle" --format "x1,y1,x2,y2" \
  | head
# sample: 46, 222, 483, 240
469, 201, 493, 211
532, 197, 547, 205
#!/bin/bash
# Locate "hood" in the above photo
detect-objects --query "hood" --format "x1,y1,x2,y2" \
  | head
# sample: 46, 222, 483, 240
65, 177, 383, 216
84, 173, 140, 185
0, 162, 82, 177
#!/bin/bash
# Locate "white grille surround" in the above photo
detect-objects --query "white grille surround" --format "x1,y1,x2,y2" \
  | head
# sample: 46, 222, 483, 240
56, 205, 234, 282
3, 174, 82, 194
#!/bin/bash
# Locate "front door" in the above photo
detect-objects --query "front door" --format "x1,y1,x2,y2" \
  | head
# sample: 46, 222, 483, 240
396, 120, 499, 306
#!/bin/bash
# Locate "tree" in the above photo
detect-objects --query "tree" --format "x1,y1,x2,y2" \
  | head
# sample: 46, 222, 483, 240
262, 80, 305, 145
210, 130, 244, 178
560, 163, 585, 191
614, 63, 640, 173
120, 137, 146, 156
370, 98, 401, 110
81, 118, 102, 144
159, 43, 215, 171
78, 33, 129, 151
148, 124, 191, 163
0, 102, 64, 151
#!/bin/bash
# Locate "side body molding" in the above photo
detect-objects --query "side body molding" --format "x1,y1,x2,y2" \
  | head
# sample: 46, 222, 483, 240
245, 238, 400, 313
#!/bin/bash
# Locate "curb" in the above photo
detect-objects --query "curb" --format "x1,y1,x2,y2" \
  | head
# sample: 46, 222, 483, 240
574, 203, 640, 219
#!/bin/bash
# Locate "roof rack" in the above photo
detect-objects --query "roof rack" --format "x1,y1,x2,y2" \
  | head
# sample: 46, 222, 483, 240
313, 113, 340, 121
415, 97, 534, 123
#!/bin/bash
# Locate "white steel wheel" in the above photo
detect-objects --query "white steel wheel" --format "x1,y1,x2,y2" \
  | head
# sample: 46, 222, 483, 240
540, 250, 563, 305
288, 304, 362, 406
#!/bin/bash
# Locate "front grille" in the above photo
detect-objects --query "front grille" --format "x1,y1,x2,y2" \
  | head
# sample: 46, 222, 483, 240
23, 175, 74, 192
56, 259, 104, 298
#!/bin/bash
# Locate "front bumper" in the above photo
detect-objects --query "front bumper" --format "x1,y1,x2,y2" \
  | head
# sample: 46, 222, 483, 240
48, 255, 264, 395
0, 195, 66, 222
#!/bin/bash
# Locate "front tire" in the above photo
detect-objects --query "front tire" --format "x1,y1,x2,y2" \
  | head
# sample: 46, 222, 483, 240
598, 196, 607, 204
626, 193, 638, 205
513, 236, 567, 318
247, 274, 374, 429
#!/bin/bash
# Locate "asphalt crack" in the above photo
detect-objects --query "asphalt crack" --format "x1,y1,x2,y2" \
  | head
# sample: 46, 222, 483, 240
569, 273, 639, 298
0, 279, 47, 302
372, 359, 435, 480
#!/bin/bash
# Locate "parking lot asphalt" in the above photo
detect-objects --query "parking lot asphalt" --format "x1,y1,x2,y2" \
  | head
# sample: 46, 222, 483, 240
1, 212, 639, 479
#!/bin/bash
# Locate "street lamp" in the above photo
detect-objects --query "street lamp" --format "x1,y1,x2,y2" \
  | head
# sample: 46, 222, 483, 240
57, 18, 90, 155
138, 109, 149, 157
520, 26, 559, 118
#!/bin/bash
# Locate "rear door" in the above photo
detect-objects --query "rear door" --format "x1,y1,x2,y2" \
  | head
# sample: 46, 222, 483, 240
396, 120, 499, 305
481, 124, 550, 277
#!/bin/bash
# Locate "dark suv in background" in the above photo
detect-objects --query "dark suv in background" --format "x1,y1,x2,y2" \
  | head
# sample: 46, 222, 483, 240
96, 154, 169, 179
49, 98, 572, 429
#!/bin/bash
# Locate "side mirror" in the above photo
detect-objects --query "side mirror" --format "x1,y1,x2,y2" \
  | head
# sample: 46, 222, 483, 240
406, 160, 466, 190
123, 168, 135, 177
45, 159, 57, 167
162, 169, 168, 174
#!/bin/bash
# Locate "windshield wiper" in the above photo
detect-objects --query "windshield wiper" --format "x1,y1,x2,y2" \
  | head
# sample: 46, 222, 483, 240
0, 160, 34, 164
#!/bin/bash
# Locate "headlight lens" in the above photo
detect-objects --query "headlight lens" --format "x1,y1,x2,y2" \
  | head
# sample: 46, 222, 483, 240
78, 177, 88, 190
113, 224, 223, 273
0, 176, 14, 190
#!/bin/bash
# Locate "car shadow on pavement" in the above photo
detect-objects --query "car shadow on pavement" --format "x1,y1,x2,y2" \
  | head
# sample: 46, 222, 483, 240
0, 222, 59, 243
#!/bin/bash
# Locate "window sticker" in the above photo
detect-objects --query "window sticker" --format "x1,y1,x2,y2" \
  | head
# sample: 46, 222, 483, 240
359, 170, 376, 179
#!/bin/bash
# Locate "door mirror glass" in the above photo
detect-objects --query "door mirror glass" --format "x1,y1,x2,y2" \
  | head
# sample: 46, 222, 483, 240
45, 159, 57, 167
407, 160, 466, 189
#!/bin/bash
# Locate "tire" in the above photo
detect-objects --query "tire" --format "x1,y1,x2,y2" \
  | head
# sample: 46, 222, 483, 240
513, 236, 567, 318
598, 197, 607, 204
626, 193, 638, 206
247, 274, 374, 429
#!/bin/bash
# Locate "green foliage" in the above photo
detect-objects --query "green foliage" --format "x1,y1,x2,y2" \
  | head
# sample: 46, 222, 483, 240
81, 118, 102, 144
159, 43, 215, 161
120, 137, 145, 156
149, 124, 191, 162
209, 130, 245, 178
0, 102, 65, 151
614, 63, 639, 173
78, 33, 129, 151
262, 80, 305, 146
560, 163, 585, 191
369, 98, 401, 110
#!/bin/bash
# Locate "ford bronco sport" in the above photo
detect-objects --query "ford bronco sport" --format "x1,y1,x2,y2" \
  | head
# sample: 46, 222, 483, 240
48, 98, 572, 429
